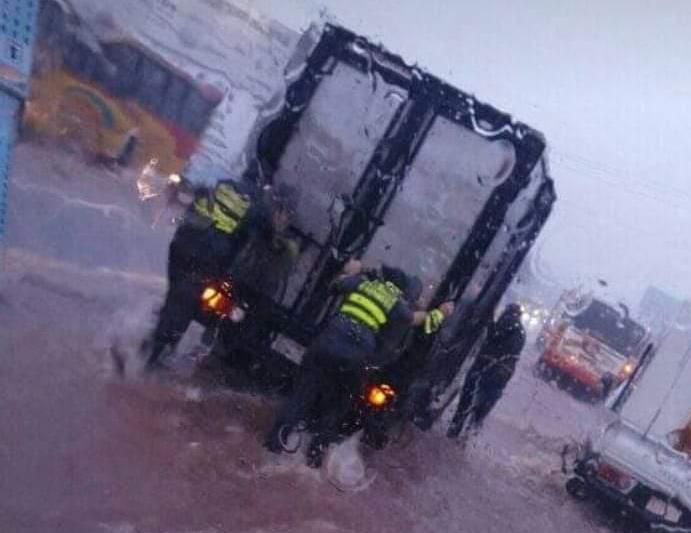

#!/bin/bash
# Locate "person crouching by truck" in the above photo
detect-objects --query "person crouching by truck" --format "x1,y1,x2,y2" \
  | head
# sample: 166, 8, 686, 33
140, 177, 299, 373
446, 303, 526, 441
265, 260, 454, 467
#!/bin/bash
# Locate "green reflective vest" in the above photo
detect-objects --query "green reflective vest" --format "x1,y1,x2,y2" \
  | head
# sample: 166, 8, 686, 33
194, 182, 250, 235
340, 279, 402, 332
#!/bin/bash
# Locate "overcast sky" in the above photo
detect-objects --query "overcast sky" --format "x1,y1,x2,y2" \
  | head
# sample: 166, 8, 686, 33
247, 0, 691, 306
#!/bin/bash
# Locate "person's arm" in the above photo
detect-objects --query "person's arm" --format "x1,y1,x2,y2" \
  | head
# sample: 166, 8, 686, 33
389, 299, 415, 327
276, 236, 300, 258
416, 301, 455, 334
328, 258, 366, 293
249, 197, 274, 241
229, 180, 271, 241
331, 273, 364, 295
337, 258, 363, 280
412, 310, 429, 327
495, 341, 523, 378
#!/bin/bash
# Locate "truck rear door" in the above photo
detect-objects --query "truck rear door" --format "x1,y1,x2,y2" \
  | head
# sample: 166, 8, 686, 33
246, 25, 552, 357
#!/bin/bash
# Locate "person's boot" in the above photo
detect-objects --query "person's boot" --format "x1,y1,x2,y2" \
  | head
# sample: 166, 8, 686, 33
413, 412, 434, 431
306, 438, 326, 469
141, 340, 169, 376
140, 330, 168, 369
264, 433, 284, 455
110, 345, 127, 378
447, 423, 461, 439
447, 415, 467, 439
455, 430, 471, 451
264, 425, 299, 454
144, 357, 166, 375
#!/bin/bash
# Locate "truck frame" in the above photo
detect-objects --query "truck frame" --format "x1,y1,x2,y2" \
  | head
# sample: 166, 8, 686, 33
214, 24, 556, 429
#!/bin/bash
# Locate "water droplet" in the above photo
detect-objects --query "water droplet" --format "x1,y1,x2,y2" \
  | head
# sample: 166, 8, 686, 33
384, 90, 406, 104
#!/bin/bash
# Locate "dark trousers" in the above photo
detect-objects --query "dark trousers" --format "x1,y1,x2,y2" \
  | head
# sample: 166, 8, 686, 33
145, 223, 239, 366
267, 319, 374, 452
448, 360, 508, 437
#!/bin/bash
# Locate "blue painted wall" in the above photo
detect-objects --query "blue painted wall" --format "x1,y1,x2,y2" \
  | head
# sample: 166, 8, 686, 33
0, 0, 39, 241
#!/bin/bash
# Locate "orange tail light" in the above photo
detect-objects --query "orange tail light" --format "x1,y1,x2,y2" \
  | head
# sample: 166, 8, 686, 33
366, 383, 396, 409
200, 281, 234, 318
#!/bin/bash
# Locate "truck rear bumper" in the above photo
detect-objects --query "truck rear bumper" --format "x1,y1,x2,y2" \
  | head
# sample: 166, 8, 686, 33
537, 357, 605, 396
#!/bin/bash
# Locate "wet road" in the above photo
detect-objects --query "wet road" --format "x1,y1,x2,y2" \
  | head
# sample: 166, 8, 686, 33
1, 144, 616, 533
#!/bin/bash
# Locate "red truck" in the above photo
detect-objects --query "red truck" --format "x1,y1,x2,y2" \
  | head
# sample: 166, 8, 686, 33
536, 294, 650, 400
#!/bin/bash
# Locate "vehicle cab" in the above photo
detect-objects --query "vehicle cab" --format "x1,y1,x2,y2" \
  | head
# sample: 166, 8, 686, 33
538, 295, 649, 399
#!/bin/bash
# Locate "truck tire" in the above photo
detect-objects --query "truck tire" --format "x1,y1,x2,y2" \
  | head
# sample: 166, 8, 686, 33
536, 360, 555, 381
534, 360, 546, 378
566, 477, 589, 500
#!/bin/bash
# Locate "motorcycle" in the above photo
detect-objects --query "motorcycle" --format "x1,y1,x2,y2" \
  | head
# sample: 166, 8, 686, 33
275, 366, 400, 466
196, 274, 302, 393
197, 277, 247, 346
352, 378, 400, 449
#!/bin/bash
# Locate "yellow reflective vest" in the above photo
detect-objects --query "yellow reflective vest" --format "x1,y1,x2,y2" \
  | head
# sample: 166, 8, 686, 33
339, 279, 402, 332
194, 182, 251, 235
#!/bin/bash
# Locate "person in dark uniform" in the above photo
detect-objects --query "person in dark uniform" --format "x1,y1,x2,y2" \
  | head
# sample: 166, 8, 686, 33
216, 188, 301, 379
141, 178, 297, 372
446, 303, 526, 439
265, 260, 452, 467
230, 188, 300, 303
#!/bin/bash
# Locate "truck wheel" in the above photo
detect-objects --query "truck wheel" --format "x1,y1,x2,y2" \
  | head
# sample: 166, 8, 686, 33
589, 390, 603, 404
566, 477, 589, 500
536, 361, 555, 382
558, 375, 571, 391
532, 362, 543, 378
535, 361, 547, 378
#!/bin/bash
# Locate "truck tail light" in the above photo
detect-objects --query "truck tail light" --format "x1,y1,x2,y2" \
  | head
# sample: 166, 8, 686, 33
597, 462, 636, 493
